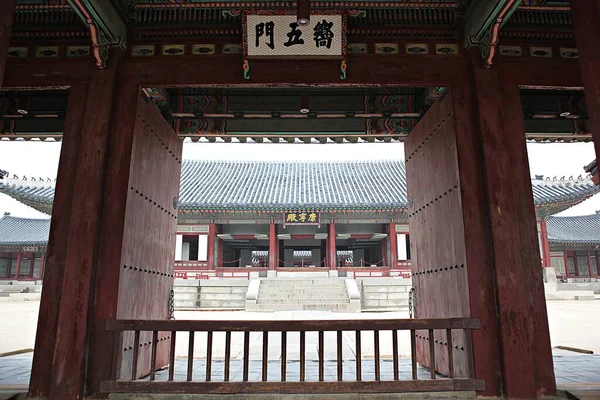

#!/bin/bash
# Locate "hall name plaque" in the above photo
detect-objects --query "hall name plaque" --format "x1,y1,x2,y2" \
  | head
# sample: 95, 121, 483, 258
283, 211, 321, 225
244, 13, 345, 58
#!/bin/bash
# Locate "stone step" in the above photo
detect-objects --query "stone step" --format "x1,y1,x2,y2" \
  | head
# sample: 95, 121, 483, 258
248, 303, 357, 312
257, 293, 349, 299
257, 299, 350, 304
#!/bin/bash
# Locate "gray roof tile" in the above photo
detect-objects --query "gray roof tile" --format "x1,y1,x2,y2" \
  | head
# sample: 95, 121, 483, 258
0, 215, 51, 247
547, 212, 600, 246
1, 160, 598, 213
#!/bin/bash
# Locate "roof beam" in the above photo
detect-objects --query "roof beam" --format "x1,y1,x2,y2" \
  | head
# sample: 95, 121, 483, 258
463, 0, 521, 67
67, 0, 127, 69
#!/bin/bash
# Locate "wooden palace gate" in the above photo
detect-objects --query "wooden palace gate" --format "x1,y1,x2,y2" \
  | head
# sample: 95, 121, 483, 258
3, 1, 599, 399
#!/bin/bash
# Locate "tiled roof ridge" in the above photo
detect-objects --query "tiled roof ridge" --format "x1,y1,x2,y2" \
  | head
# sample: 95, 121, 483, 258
548, 212, 600, 221
531, 174, 595, 186
183, 159, 400, 165
0, 215, 51, 223
0, 169, 56, 188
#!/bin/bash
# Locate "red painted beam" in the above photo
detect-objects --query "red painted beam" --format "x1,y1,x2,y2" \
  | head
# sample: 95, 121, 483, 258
3, 58, 92, 89
571, 0, 600, 174
0, 0, 15, 88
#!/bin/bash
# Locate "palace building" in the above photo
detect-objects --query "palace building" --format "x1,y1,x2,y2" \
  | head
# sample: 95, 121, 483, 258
3, 0, 600, 397
1, 160, 598, 281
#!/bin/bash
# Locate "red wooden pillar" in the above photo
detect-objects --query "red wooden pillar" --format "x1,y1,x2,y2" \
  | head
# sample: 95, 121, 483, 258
0, 0, 16, 88
328, 223, 336, 270
539, 220, 552, 268
269, 223, 277, 270
207, 224, 216, 269
46, 53, 124, 400
571, 0, 600, 165
28, 84, 88, 399
381, 236, 388, 267
389, 223, 398, 269
217, 230, 224, 268
14, 252, 21, 280
469, 63, 555, 397
39, 252, 46, 279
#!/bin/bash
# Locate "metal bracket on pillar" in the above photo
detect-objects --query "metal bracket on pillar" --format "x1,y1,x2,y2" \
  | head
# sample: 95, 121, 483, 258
462, 0, 520, 67
67, 0, 128, 69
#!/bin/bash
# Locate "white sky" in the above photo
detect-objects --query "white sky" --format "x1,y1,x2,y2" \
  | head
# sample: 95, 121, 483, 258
0, 140, 597, 219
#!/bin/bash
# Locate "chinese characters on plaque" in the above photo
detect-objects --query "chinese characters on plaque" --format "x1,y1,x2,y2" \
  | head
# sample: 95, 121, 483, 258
246, 14, 343, 57
284, 211, 321, 225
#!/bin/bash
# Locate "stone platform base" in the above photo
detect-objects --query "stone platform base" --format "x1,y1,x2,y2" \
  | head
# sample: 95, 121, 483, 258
110, 392, 477, 400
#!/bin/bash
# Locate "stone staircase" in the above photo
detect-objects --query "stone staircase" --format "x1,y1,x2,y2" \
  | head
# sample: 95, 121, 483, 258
246, 278, 360, 312
0, 282, 42, 301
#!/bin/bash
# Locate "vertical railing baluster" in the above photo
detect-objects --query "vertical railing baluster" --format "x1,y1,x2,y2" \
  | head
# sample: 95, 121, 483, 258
392, 330, 399, 381
374, 330, 380, 381
464, 328, 475, 379
187, 331, 195, 381
318, 331, 324, 382
243, 331, 250, 382
410, 329, 417, 380
206, 331, 213, 382
131, 330, 140, 380
355, 331, 362, 381
429, 329, 436, 379
150, 331, 158, 381
447, 329, 454, 378
281, 331, 287, 382
224, 331, 231, 382
168, 331, 176, 381
262, 331, 269, 382
337, 331, 343, 381
300, 331, 306, 382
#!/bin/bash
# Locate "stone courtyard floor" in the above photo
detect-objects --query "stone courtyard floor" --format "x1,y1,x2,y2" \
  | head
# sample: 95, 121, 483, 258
1, 300, 600, 397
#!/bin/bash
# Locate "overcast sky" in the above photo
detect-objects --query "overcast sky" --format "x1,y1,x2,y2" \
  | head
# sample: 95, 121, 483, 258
0, 141, 597, 219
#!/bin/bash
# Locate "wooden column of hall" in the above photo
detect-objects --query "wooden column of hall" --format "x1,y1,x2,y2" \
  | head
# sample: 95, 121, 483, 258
328, 223, 336, 270
389, 223, 398, 269
0, 0, 16, 88
269, 223, 277, 270
571, 0, 600, 166
466, 56, 556, 397
539, 220, 552, 268
207, 224, 216, 268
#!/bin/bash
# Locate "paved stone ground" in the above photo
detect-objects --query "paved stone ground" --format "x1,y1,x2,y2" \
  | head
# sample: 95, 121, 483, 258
2, 351, 600, 386
2, 300, 600, 395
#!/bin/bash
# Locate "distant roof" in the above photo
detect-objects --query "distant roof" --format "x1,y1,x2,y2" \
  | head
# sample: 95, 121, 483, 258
0, 215, 51, 249
547, 212, 600, 247
0, 160, 599, 215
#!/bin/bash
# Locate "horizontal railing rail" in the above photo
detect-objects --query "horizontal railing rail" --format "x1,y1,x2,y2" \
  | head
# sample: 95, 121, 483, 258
100, 318, 484, 394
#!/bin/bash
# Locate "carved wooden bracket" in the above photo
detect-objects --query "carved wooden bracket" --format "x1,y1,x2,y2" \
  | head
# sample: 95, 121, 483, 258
463, 0, 520, 68
67, 0, 127, 69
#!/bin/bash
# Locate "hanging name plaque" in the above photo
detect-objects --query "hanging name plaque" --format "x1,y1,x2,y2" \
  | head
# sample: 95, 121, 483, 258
244, 12, 346, 58
283, 211, 321, 226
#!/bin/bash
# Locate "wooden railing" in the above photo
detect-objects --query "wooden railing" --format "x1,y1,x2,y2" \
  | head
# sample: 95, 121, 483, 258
100, 318, 483, 394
